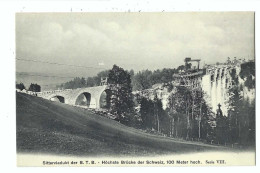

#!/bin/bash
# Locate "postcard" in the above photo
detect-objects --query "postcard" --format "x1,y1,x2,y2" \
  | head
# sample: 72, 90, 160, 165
16, 12, 255, 166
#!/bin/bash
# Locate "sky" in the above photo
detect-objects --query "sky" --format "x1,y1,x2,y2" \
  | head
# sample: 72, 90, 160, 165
16, 12, 255, 79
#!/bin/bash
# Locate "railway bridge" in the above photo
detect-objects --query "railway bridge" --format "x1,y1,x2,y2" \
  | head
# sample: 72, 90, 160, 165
37, 85, 112, 109
172, 60, 241, 115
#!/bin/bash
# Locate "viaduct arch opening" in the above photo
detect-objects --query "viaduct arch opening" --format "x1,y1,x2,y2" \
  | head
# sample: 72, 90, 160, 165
100, 89, 112, 109
75, 92, 91, 107
50, 96, 65, 103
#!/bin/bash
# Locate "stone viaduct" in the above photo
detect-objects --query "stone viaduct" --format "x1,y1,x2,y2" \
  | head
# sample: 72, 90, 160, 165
164, 63, 240, 115
37, 85, 112, 109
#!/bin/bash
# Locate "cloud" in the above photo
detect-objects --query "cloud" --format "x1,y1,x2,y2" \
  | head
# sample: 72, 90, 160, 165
16, 12, 254, 77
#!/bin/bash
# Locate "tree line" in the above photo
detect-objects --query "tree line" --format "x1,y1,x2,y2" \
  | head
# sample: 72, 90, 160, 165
16, 83, 41, 92
56, 66, 186, 91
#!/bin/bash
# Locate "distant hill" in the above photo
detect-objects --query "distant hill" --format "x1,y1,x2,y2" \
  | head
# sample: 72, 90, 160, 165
16, 92, 224, 156
16, 72, 73, 91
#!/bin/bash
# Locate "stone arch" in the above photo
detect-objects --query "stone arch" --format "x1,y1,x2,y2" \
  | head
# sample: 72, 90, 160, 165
50, 95, 65, 103
75, 92, 92, 107
99, 89, 112, 109
40, 85, 111, 109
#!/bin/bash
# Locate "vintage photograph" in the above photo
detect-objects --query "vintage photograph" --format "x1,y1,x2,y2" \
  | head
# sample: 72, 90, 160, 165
16, 12, 255, 166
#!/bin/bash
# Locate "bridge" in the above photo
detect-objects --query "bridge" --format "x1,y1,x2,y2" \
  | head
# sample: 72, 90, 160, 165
202, 64, 241, 115
37, 85, 112, 109
169, 59, 242, 116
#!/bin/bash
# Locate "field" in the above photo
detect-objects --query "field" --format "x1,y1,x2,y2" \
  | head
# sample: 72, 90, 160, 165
16, 92, 226, 157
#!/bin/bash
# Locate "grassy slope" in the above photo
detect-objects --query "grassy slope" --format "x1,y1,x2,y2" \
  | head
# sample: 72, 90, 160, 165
16, 92, 225, 157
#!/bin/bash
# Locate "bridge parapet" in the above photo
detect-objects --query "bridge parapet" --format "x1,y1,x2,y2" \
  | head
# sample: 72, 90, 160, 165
37, 89, 73, 96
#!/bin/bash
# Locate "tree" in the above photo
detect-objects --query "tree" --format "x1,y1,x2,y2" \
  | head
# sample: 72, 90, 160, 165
108, 65, 135, 124
57, 70, 110, 89
132, 68, 177, 91
168, 86, 191, 139
16, 83, 25, 90
198, 95, 214, 141
58, 77, 87, 89
28, 83, 41, 92
132, 70, 152, 90
149, 69, 162, 85
167, 86, 213, 140
86, 77, 96, 87
215, 104, 229, 144
140, 97, 155, 129
139, 94, 166, 133
95, 70, 110, 85
128, 69, 135, 79
153, 94, 164, 132
227, 62, 255, 146
228, 85, 255, 145
240, 61, 255, 89
160, 68, 176, 83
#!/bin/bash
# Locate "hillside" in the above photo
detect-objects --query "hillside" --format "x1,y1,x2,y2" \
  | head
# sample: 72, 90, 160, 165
16, 92, 225, 157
